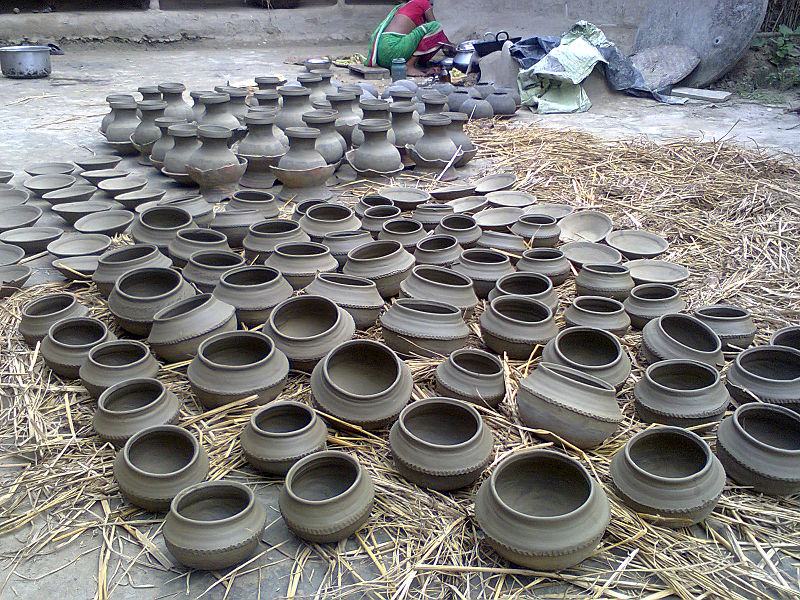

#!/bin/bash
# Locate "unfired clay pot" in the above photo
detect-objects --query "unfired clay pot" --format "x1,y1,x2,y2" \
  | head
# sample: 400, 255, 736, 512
186, 125, 247, 201
564, 296, 631, 337
693, 305, 757, 352
158, 82, 194, 122
380, 298, 469, 358
725, 345, 800, 411
265, 241, 338, 289
197, 92, 241, 130
378, 218, 427, 251
642, 314, 724, 370
487, 272, 559, 313
435, 348, 506, 408
131, 206, 196, 252
413, 203, 455, 232
299, 203, 361, 241
237, 112, 286, 189
623, 283, 685, 329
304, 272, 384, 330
94, 245, 174, 298
150, 116, 187, 170
413, 234, 463, 268
343, 240, 415, 298
575, 263, 635, 301
451, 248, 515, 299
19, 292, 88, 346
516, 248, 571, 286
346, 119, 403, 175
361, 206, 402, 237
511, 214, 561, 247
323, 230, 374, 268
79, 339, 159, 398
210, 209, 266, 248
212, 265, 293, 328
162, 123, 202, 183
167, 228, 230, 268
434, 214, 481, 249
40, 317, 116, 379
389, 101, 423, 148
399, 264, 478, 317
542, 326, 632, 390
93, 378, 181, 445
480, 296, 557, 360
183, 250, 245, 293
243, 219, 310, 263
132, 100, 166, 165
302, 109, 346, 165
277, 86, 313, 130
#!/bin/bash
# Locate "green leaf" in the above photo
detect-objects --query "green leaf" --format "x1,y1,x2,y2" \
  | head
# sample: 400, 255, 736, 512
779, 24, 793, 36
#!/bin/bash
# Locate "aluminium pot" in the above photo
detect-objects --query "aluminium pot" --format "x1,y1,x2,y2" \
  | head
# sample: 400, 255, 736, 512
0, 44, 62, 78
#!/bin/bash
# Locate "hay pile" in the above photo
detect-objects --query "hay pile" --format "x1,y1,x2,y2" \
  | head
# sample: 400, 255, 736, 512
2, 120, 800, 599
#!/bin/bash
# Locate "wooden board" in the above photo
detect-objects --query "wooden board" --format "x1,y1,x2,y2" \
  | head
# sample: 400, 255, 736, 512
349, 64, 390, 80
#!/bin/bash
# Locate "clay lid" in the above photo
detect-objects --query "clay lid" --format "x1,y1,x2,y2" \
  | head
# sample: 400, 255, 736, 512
215, 85, 248, 98
285, 126, 320, 139
302, 109, 336, 125
389, 101, 416, 114
197, 125, 233, 140
278, 85, 310, 97
189, 89, 214, 100
419, 114, 451, 127
158, 82, 186, 93
327, 91, 356, 102
198, 92, 229, 104
168, 123, 197, 137
358, 118, 391, 133
297, 72, 323, 84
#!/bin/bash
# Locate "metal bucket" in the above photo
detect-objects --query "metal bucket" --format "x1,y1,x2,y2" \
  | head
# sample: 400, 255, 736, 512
0, 44, 62, 79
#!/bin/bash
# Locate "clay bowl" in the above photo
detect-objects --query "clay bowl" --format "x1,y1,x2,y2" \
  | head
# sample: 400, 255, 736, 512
47, 233, 112, 258
486, 190, 536, 208
523, 202, 574, 221
606, 229, 669, 260
377, 186, 431, 211
0, 264, 32, 297
52, 200, 115, 226
625, 259, 690, 285
542, 326, 631, 390
94, 378, 181, 444
0, 243, 25, 267
430, 183, 477, 202
74, 155, 123, 171
771, 326, 800, 352
354, 195, 394, 218
115, 189, 166, 211
446, 195, 488, 215
304, 57, 332, 71
559, 210, 613, 243
474, 172, 516, 194
53, 256, 100, 280
0, 170, 13, 183
42, 184, 98, 205
98, 176, 148, 198
24, 174, 76, 198
561, 241, 622, 269
474, 207, 524, 231
0, 226, 63, 254
0, 205, 43, 233
75, 210, 135, 236
80, 168, 130, 186
24, 162, 75, 176
0, 189, 30, 209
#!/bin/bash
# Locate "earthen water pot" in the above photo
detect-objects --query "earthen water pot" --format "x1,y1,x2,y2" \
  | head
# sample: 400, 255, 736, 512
162, 123, 202, 184
693, 305, 757, 352
164, 481, 267, 570
299, 203, 361, 241
642, 313, 724, 370
296, 72, 327, 104
413, 235, 463, 268
131, 100, 167, 165
480, 296, 558, 360
197, 92, 241, 130
138, 85, 161, 101
302, 109, 346, 165
304, 272, 384, 330
610, 427, 725, 526
346, 119, 403, 176
254, 89, 280, 109
186, 125, 247, 201
420, 91, 448, 115
389, 101, 423, 149
322, 230, 373, 268
189, 89, 213, 122
255, 75, 286, 91
131, 206, 196, 252
725, 345, 800, 411
475, 449, 610, 570
442, 111, 476, 167
434, 214, 481, 249
451, 248, 515, 299
209, 209, 264, 247
771, 325, 800, 352
486, 90, 517, 115
575, 263, 635, 301
412, 203, 455, 232
93, 378, 181, 445
212, 265, 293, 328
380, 298, 469, 358
271, 127, 334, 202
167, 228, 230, 268
327, 91, 359, 145
265, 241, 338, 289
79, 339, 159, 398
243, 219, 310, 263
409, 114, 459, 166
291, 198, 325, 221
446, 89, 471, 112
215, 85, 249, 123
458, 97, 494, 119
101, 93, 135, 135
114, 424, 209, 512
343, 240, 415, 298
360, 206, 402, 238
158, 82, 194, 122
241, 401, 328, 475
542, 326, 632, 390
311, 339, 412, 429
516, 247, 571, 286
487, 272, 559, 313
183, 250, 246, 293
237, 110, 287, 189
511, 214, 561, 247
277, 86, 313, 131
378, 218, 427, 251
623, 283, 685, 329
351, 99, 394, 147
354, 194, 394, 218
564, 296, 631, 337
435, 348, 506, 408
475, 230, 527, 261
399, 264, 478, 317
40, 317, 116, 379
19, 292, 88, 346
104, 98, 139, 154
229, 190, 280, 217
150, 116, 187, 170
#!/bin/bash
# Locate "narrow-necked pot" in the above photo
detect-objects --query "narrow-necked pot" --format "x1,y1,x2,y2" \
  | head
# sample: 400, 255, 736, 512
511, 214, 561, 247
19, 292, 88, 346
212, 265, 292, 327
564, 296, 630, 337
378, 218, 427, 251
380, 298, 469, 358
94, 244, 173, 297
304, 272, 384, 330
265, 241, 338, 289
210, 209, 263, 248
244, 219, 310, 263
434, 214, 482, 249
575, 263, 634, 301
516, 248, 571, 286
623, 283, 685, 329
542, 326, 632, 390
412, 203, 454, 231
435, 348, 506, 408
399, 264, 478, 317
131, 206, 196, 252
40, 317, 116, 379
725, 345, 800, 411
167, 228, 230, 268
642, 313, 724, 370
361, 205, 402, 238
322, 230, 373, 268
487, 272, 559, 313
413, 234, 463, 268
80, 339, 159, 398
183, 250, 245, 293
480, 296, 557, 360
693, 305, 756, 352
451, 248, 515, 299
343, 240, 415, 298
93, 378, 181, 444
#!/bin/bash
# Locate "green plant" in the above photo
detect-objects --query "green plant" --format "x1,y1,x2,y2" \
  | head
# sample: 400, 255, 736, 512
770, 25, 800, 65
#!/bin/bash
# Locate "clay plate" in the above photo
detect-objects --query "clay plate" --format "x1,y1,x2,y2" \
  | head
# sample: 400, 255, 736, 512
523, 202, 574, 221
80, 168, 130, 186
377, 186, 431, 211
52, 200, 115, 226
559, 210, 614, 243
0, 243, 25, 266
23, 174, 77, 197
430, 183, 477, 201
474, 207, 523, 231
626, 259, 690, 285
42, 184, 98, 205
0, 205, 43, 233
474, 172, 516, 194
53, 255, 100, 280
561, 241, 623, 269
24, 162, 75, 176
0, 226, 63, 254
0, 189, 30, 209
486, 190, 536, 208
446, 195, 488, 214
47, 233, 112, 258
115, 189, 166, 210
74, 156, 123, 171
98, 176, 148, 198
75, 210, 135, 236
0, 170, 13, 184
0, 183, 15, 190
0, 264, 32, 296
606, 229, 669, 260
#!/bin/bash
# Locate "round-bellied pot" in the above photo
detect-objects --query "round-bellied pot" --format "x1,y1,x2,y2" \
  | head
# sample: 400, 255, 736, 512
114, 425, 210, 512
164, 481, 267, 570
183, 250, 245, 293
564, 296, 631, 337
298, 203, 361, 241
517, 362, 622, 448
487, 272, 559, 313
623, 283, 685, 329
94, 244, 173, 297
355, 194, 394, 218
575, 263, 635, 301
480, 296, 558, 360
434, 214, 481, 249
475, 449, 610, 570
389, 100, 423, 148
378, 218, 427, 251
511, 213, 561, 247
279, 450, 374, 543
80, 339, 159, 398
323, 230, 373, 268
361, 205, 402, 238
304, 273, 384, 330
162, 123, 202, 182
346, 119, 402, 175
158, 195, 212, 226
380, 298, 469, 358
241, 401, 328, 475
693, 305, 756, 352
302, 108, 346, 164
390, 397, 493, 490
634, 359, 730, 427
642, 314, 724, 370
277, 86, 314, 131
542, 327, 632, 390
264, 295, 356, 371
229, 190, 280, 216
516, 248, 571, 286
215, 85, 249, 122
131, 206, 196, 252
212, 265, 292, 328
244, 219, 310, 263
19, 292, 89, 346
93, 378, 181, 444
108, 267, 196, 336
311, 339, 412, 429
610, 427, 725, 526
148, 294, 237, 363
451, 248, 515, 299
413, 234, 463, 268
210, 209, 264, 248
413, 203, 454, 232
167, 228, 230, 268
40, 317, 116, 379
399, 265, 478, 317
343, 240, 415, 299
716, 403, 800, 495
265, 241, 338, 289
196, 92, 241, 130
188, 330, 289, 408
772, 325, 800, 351
435, 348, 506, 408
725, 345, 800, 411
150, 116, 187, 170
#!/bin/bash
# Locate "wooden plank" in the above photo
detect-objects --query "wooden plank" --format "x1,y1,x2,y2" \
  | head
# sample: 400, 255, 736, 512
670, 87, 732, 102
348, 63, 390, 80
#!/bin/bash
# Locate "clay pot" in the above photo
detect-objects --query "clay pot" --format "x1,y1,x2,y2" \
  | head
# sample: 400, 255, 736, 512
277, 126, 327, 171
291, 199, 325, 221
378, 218, 427, 251
108, 267, 196, 336
197, 92, 241, 130
19, 292, 89, 346
413, 203, 454, 231
451, 248, 515, 299
346, 119, 403, 175
446, 89, 472, 111
164, 481, 267, 570
132, 100, 167, 165
302, 109, 346, 165
189, 89, 213, 122
299, 203, 361, 241
105, 98, 139, 154
610, 427, 725, 526
254, 89, 280, 108
389, 101, 423, 148
458, 97, 494, 119
634, 359, 730, 427
421, 92, 448, 115
277, 86, 313, 131
93, 378, 181, 444
725, 345, 800, 411
399, 265, 478, 317
480, 296, 558, 360
101, 93, 135, 134
623, 283, 685, 329
40, 317, 116, 379
771, 326, 800, 351
361, 206, 402, 237
516, 248, 571, 286
316, 232, 367, 270
131, 206, 195, 252
411, 114, 459, 163
159, 82, 194, 122
642, 314, 724, 369
150, 116, 187, 169
351, 100, 394, 146
475, 449, 610, 570
80, 339, 159, 398
343, 240, 415, 298
511, 214, 561, 247
542, 327, 632, 390
255, 75, 285, 91
114, 425, 209, 511
228, 190, 280, 217
487, 272, 559, 313
390, 397, 493, 490
186, 124, 239, 171
716, 403, 800, 495
328, 91, 360, 144
575, 264, 635, 301
265, 295, 356, 371
442, 112, 475, 167
162, 124, 202, 182
414, 234, 463, 268
475, 230, 527, 261
380, 298, 469, 358
279, 451, 374, 543
693, 305, 756, 352
354, 194, 394, 218
238, 111, 286, 188
304, 273, 384, 330
215, 85, 249, 123
434, 214, 481, 249
208, 209, 262, 248
241, 401, 328, 475
183, 250, 245, 293
564, 296, 630, 337
265, 241, 338, 289
244, 219, 310, 263
167, 228, 230, 268
435, 348, 506, 408
297, 72, 327, 104
311, 339, 412, 429
212, 265, 292, 328
486, 90, 517, 115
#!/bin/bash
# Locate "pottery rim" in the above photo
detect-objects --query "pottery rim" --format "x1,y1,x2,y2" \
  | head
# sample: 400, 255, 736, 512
140, 206, 193, 231
347, 239, 406, 262
644, 359, 719, 395
629, 283, 680, 303
489, 295, 553, 325
449, 348, 504, 380
730, 403, 800, 456
733, 345, 800, 385
175, 228, 227, 245
99, 244, 161, 265
655, 314, 722, 355
152, 293, 219, 323
382, 219, 423, 235
416, 235, 459, 253
571, 296, 625, 315
522, 247, 566, 262
269, 296, 344, 343
115, 268, 185, 302
170, 480, 255, 525
582, 263, 630, 276
537, 362, 616, 395
22, 292, 78, 319
284, 451, 363, 506
460, 248, 509, 266
186, 250, 243, 270
549, 327, 626, 370
392, 298, 462, 319
397, 397, 484, 451
88, 340, 151, 372
98, 378, 169, 418
219, 265, 281, 288
123, 425, 202, 479
409, 265, 472, 289
250, 401, 317, 439
249, 218, 301, 235
623, 427, 714, 485
495, 272, 553, 296
47, 317, 108, 350
197, 331, 277, 371
316, 272, 376, 289
321, 339, 403, 400
695, 305, 751, 322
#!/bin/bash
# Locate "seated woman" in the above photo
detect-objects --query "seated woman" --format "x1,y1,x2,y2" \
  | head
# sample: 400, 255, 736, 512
365, 0, 451, 77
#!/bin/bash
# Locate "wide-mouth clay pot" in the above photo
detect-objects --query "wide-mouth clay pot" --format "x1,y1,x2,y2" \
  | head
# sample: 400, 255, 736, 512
361, 205, 402, 237
542, 326, 632, 390
279, 451, 375, 543
606, 229, 669, 260
47, 233, 112, 259
265, 295, 356, 371
311, 339, 412, 429
183, 250, 245, 293
399, 264, 478, 317
693, 305, 756, 352
212, 265, 293, 328
561, 241, 623, 270
291, 198, 325, 222
412, 203, 455, 232
188, 330, 290, 408
725, 345, 800, 411
265, 241, 338, 290
564, 296, 630, 337
378, 218, 427, 251
164, 481, 267, 570
241, 401, 328, 475
0, 264, 32, 298
343, 240, 415, 299
155, 195, 212, 226
634, 359, 730, 426
516, 248, 571, 287
434, 214, 482, 249
93, 244, 173, 297
298, 203, 361, 241
304, 272, 384, 330
413, 234, 463, 268
771, 326, 800, 352
40, 317, 116, 379
610, 427, 725, 526
559, 210, 613, 243
509, 214, 561, 248
208, 209, 264, 248
475, 449, 610, 570
80, 339, 159, 398
435, 348, 506, 408
487, 272, 558, 313
380, 298, 469, 358
243, 218, 310, 263
451, 248, 515, 299
390, 397, 494, 490
642, 313, 724, 370
716, 403, 800, 495
108, 267, 196, 336
623, 283, 685, 329
114, 425, 210, 512
475, 230, 527, 262
132, 206, 196, 252
322, 230, 373, 268
19, 292, 88, 346
575, 263, 634, 301
228, 190, 280, 216
93, 378, 181, 445
480, 296, 558, 360
355, 194, 394, 218
167, 228, 230, 268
